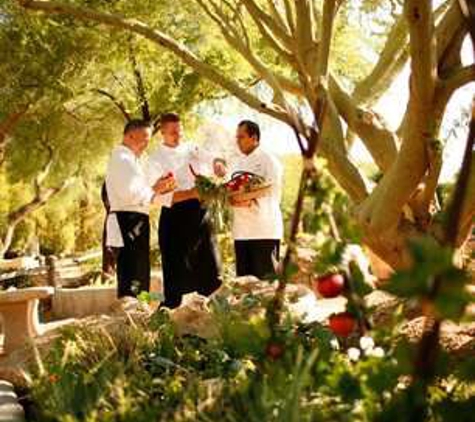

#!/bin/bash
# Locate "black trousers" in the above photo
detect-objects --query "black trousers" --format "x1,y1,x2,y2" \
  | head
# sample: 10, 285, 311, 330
115, 212, 150, 298
234, 239, 280, 279
159, 199, 222, 309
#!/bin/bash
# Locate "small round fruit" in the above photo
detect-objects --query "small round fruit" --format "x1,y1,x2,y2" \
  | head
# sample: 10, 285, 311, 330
265, 342, 285, 360
329, 312, 356, 337
314, 273, 345, 298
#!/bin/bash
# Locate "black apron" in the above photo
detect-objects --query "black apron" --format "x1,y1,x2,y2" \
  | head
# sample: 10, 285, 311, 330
159, 199, 222, 308
115, 211, 150, 298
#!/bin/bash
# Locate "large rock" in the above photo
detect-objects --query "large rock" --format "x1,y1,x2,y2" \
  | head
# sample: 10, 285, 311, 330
401, 317, 475, 356
170, 294, 218, 339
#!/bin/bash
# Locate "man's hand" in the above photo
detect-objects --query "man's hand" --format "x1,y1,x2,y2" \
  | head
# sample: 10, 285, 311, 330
213, 158, 226, 178
153, 174, 176, 195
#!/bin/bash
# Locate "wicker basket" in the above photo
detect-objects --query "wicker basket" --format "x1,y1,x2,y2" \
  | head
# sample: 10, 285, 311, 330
227, 184, 272, 202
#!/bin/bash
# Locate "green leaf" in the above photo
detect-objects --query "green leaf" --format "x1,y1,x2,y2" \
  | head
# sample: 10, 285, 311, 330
348, 260, 373, 296
433, 268, 471, 321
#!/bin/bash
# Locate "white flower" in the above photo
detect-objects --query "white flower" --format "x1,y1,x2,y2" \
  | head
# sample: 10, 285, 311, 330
359, 336, 375, 351
367, 347, 385, 358
396, 381, 407, 390
347, 347, 361, 362
330, 338, 340, 351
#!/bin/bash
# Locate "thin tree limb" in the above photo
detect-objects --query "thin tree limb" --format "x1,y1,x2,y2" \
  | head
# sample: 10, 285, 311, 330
128, 39, 151, 121
96, 89, 131, 121
315, 0, 337, 80
241, 0, 293, 48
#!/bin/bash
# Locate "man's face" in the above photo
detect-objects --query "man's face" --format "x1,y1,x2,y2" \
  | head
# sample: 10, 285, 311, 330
236, 125, 258, 155
161, 121, 182, 147
125, 126, 152, 156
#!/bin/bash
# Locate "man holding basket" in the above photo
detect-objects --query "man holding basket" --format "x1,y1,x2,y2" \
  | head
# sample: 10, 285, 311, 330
229, 120, 284, 279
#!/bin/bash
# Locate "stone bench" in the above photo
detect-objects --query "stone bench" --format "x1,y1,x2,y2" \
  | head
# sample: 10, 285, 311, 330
0, 287, 54, 355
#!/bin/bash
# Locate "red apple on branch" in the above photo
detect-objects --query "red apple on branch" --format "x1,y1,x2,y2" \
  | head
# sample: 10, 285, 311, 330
314, 273, 345, 298
329, 312, 356, 337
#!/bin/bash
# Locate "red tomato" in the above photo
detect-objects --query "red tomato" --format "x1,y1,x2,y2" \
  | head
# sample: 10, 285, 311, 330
314, 273, 345, 298
329, 312, 356, 337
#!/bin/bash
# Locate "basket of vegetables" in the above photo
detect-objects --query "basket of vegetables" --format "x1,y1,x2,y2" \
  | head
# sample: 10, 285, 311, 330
189, 165, 226, 202
189, 165, 228, 231
225, 171, 271, 202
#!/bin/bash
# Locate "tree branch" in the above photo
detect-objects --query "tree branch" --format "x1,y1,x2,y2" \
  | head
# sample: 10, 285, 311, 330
245, 5, 296, 69
357, 0, 439, 233
266, 0, 289, 33
315, 0, 337, 80
330, 76, 398, 172
34, 136, 55, 193
197, 0, 288, 105
128, 39, 151, 121
353, 13, 409, 105
1, 136, 75, 256
241, 0, 293, 49
282, 0, 296, 34
455, 153, 475, 246
1, 176, 73, 256
96, 89, 131, 121
18, 0, 292, 125
438, 64, 475, 98
436, 0, 466, 64
319, 98, 370, 202
406, 0, 438, 106
295, 0, 316, 75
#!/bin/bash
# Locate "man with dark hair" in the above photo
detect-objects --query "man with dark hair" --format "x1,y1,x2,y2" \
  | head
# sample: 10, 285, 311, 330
105, 119, 176, 298
230, 120, 283, 279
148, 113, 225, 309
158, 112, 180, 129
238, 120, 260, 140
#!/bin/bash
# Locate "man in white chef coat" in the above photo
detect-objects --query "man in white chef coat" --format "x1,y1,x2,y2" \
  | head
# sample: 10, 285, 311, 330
230, 120, 283, 279
148, 113, 225, 309
105, 119, 175, 298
